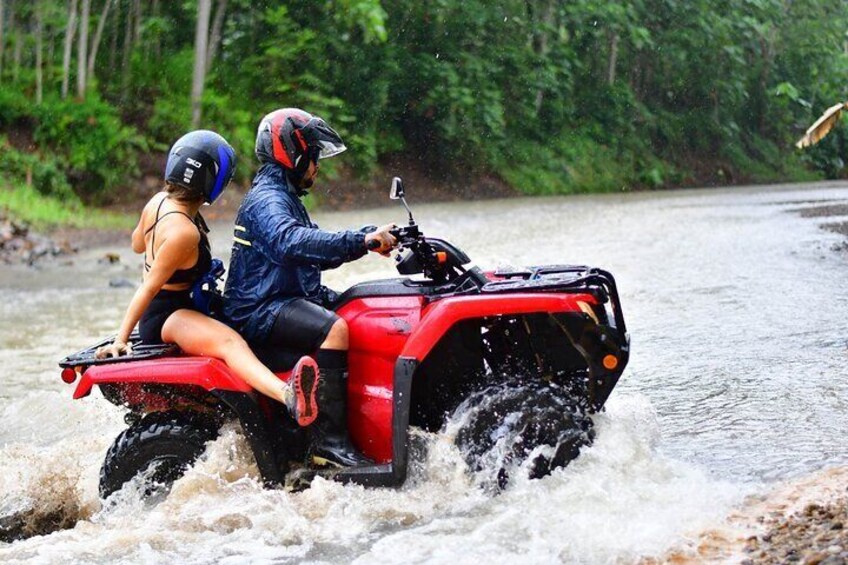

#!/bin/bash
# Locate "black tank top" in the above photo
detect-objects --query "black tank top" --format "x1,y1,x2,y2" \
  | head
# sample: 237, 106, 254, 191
143, 197, 212, 285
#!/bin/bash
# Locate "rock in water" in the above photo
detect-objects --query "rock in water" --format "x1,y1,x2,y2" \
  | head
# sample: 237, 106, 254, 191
109, 278, 137, 289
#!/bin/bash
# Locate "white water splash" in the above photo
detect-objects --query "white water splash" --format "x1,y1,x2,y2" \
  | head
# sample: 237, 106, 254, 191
358, 395, 744, 564
0, 395, 743, 564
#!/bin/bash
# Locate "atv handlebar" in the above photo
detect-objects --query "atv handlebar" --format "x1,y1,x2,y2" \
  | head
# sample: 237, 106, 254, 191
389, 225, 420, 246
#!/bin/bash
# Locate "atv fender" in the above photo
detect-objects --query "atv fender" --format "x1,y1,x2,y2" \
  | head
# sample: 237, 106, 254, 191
378, 292, 601, 486
400, 292, 599, 361
73, 357, 253, 399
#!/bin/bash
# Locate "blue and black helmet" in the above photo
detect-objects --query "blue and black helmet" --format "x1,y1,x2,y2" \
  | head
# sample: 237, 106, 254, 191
165, 130, 236, 204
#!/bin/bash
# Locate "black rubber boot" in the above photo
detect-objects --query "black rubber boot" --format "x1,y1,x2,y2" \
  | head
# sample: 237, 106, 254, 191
310, 365, 373, 468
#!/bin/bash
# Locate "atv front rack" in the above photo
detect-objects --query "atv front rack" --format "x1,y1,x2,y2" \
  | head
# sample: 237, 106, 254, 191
59, 333, 178, 369
484, 265, 627, 335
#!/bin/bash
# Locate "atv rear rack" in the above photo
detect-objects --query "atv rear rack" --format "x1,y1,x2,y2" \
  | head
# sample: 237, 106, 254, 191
59, 333, 178, 369
484, 265, 627, 335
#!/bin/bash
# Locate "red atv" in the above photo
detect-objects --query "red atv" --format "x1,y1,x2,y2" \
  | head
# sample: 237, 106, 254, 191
59, 178, 629, 497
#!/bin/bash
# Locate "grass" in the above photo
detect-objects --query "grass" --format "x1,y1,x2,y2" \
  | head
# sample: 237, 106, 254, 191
0, 183, 135, 231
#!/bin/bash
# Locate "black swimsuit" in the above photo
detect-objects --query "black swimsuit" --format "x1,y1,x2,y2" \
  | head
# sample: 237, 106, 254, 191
137, 198, 212, 344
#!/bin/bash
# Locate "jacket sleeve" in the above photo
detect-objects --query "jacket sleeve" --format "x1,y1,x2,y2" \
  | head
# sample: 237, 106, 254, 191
255, 196, 367, 268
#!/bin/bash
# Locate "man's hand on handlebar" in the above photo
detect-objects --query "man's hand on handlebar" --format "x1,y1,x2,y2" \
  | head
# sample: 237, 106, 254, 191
365, 223, 398, 256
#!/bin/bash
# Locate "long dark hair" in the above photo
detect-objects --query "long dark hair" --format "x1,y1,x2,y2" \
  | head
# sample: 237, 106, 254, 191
164, 182, 204, 204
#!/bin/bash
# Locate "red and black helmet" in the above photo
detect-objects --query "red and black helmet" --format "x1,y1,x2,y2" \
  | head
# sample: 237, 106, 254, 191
255, 108, 346, 173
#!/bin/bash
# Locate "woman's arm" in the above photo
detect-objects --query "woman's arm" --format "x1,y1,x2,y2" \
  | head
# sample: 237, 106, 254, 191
97, 228, 200, 358
131, 213, 145, 254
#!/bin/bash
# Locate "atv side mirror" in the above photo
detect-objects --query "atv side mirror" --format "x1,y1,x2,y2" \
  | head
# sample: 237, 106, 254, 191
390, 176, 415, 226
390, 177, 405, 200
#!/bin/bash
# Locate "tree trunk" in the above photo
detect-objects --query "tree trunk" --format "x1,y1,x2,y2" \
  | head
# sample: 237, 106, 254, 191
77, 0, 90, 97
607, 31, 619, 86
191, 0, 212, 128
35, 6, 43, 103
152, 0, 160, 60
205, 0, 227, 73
531, 0, 555, 114
132, 0, 140, 45
120, 0, 133, 98
62, 0, 79, 99
5, 0, 17, 83
48, 19, 56, 83
87, 0, 113, 79
0, 0, 6, 82
108, 0, 119, 71
11, 22, 20, 82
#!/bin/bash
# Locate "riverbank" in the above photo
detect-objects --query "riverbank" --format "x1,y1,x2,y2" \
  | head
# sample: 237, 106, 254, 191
0, 211, 133, 267
0, 164, 517, 265
8, 177, 848, 267
746, 497, 847, 564
0, 182, 137, 265
652, 467, 848, 564
0, 211, 76, 266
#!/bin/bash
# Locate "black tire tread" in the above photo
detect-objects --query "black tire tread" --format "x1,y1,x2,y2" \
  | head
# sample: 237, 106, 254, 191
99, 411, 219, 499
454, 382, 594, 489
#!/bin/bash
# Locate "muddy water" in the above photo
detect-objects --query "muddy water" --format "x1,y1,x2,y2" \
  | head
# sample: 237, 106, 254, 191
2, 182, 848, 563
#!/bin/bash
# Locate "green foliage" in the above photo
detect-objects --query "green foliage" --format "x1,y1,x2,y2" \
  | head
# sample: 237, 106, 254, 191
0, 183, 135, 230
0, 83, 146, 203
2, 0, 848, 204
0, 88, 31, 124
145, 50, 195, 147
201, 90, 260, 183
31, 95, 148, 201
0, 140, 75, 200
495, 134, 678, 196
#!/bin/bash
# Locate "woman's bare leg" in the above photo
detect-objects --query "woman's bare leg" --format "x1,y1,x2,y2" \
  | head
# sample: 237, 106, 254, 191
161, 309, 317, 424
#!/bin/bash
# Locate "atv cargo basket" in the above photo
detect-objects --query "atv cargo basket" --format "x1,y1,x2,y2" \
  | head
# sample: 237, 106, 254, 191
484, 265, 627, 335
59, 332, 178, 369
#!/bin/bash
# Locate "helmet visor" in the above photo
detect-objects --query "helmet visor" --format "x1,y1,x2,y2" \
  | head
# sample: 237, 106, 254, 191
301, 118, 347, 159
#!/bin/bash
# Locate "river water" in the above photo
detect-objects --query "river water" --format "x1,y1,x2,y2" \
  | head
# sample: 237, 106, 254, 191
1, 182, 848, 563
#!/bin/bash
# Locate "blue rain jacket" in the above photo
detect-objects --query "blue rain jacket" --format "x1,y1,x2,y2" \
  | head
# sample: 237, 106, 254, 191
223, 163, 367, 342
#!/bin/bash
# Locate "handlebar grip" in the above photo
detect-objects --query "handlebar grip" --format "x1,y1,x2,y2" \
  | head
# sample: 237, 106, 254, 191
366, 238, 382, 250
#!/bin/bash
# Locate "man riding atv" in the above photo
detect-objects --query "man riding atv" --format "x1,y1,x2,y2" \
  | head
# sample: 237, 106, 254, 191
223, 108, 397, 467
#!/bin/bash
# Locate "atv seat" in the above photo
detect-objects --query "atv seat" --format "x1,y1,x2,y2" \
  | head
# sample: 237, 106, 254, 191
61, 333, 309, 375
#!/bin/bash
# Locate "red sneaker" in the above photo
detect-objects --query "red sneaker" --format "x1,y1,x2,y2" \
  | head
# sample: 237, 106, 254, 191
290, 356, 320, 427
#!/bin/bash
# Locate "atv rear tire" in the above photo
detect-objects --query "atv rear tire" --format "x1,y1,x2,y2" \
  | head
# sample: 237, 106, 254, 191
99, 411, 219, 501
454, 382, 594, 490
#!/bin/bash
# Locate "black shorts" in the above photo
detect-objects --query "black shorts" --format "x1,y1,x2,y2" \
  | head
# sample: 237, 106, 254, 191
268, 298, 339, 352
138, 289, 194, 344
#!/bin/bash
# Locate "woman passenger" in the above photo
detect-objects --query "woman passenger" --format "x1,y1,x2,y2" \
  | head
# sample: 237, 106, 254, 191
96, 130, 318, 427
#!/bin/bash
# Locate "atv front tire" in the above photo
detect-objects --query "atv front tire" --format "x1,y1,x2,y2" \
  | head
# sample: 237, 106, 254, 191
455, 382, 594, 489
99, 411, 219, 500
